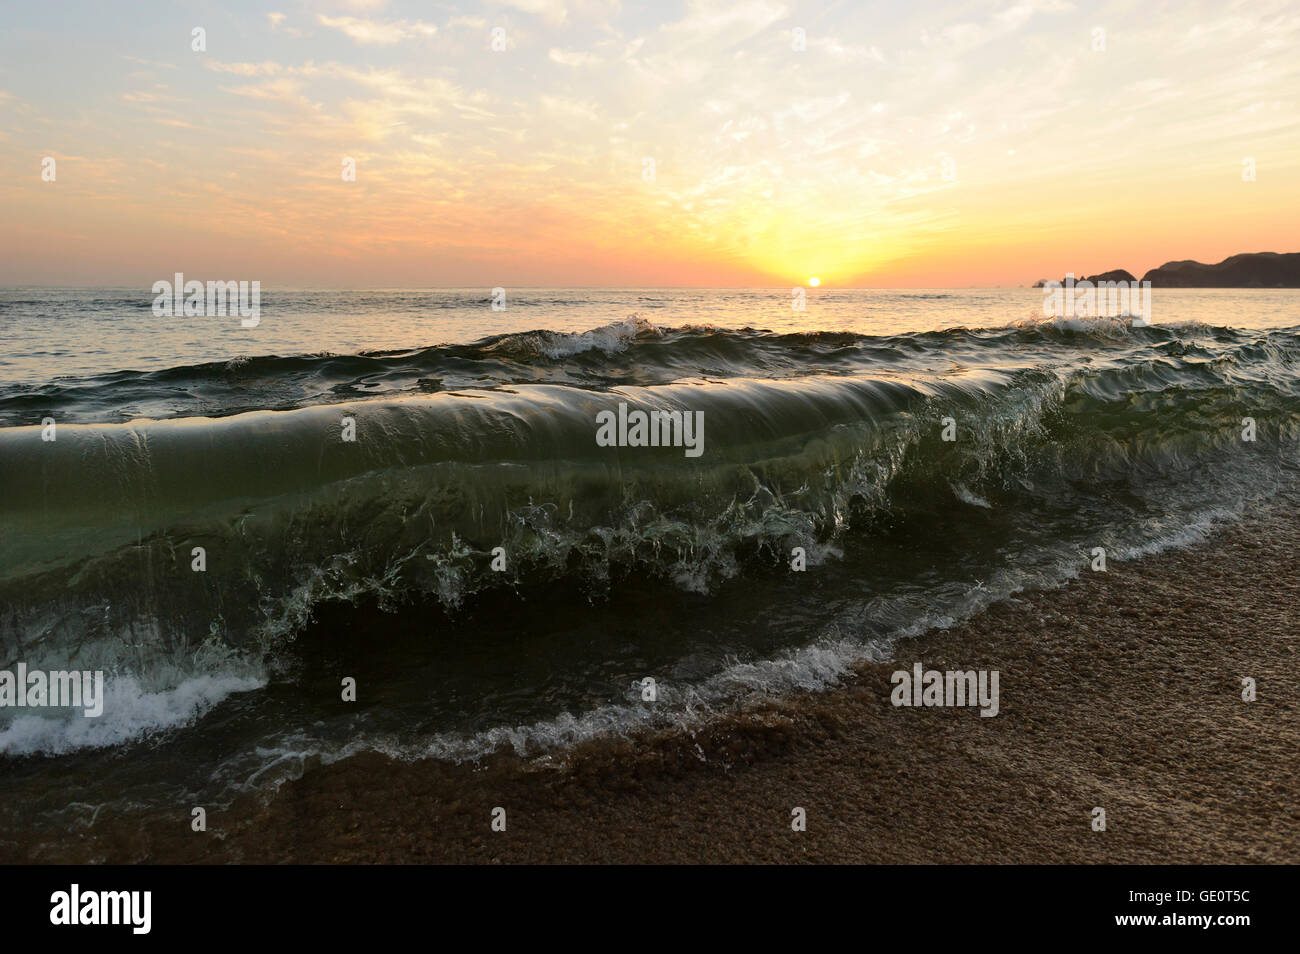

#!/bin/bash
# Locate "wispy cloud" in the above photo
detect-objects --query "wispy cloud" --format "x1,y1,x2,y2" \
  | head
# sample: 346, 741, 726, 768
549, 49, 602, 67
488, 0, 570, 26
316, 15, 437, 45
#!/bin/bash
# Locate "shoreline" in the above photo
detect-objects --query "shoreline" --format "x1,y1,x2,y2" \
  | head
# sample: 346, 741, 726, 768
15, 499, 1300, 864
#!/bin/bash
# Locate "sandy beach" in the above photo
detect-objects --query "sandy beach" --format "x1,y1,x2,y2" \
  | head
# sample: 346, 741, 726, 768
18, 492, 1296, 865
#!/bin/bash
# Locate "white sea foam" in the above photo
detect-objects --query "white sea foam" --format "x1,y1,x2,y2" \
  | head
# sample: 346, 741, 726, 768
0, 672, 264, 756
531, 315, 662, 358
303, 501, 1254, 769
951, 481, 993, 508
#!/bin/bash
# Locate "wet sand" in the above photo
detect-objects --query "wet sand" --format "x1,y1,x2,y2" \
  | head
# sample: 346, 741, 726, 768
24, 504, 1300, 864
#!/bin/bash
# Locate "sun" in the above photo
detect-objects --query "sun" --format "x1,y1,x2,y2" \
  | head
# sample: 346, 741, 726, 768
808, 276, 821, 287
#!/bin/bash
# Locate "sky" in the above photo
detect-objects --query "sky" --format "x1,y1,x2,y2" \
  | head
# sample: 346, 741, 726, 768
0, 0, 1297, 287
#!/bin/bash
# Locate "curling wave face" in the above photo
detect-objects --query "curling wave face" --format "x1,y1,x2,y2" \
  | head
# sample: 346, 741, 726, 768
1, 313, 1299, 819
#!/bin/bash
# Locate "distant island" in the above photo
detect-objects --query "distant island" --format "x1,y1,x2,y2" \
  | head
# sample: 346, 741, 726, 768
1033, 269, 1135, 287
1033, 252, 1300, 288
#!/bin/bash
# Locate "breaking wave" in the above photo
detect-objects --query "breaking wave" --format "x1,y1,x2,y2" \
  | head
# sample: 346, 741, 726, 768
3, 316, 1299, 757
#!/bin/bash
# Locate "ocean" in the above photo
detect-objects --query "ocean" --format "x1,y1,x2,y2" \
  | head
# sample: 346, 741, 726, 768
2, 286, 1298, 852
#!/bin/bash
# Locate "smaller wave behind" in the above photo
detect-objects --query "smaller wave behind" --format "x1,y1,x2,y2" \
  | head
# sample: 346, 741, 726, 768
3, 314, 1294, 426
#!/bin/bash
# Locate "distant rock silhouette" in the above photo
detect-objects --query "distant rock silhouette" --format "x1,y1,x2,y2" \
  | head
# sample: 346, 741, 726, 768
1141, 252, 1300, 287
1033, 269, 1136, 288
1084, 269, 1137, 284
1033, 254, 1299, 288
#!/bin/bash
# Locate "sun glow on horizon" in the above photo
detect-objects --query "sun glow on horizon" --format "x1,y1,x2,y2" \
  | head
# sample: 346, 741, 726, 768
808, 277, 821, 287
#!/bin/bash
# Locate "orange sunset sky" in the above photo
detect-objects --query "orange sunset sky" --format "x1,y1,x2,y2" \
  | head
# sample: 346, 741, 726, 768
1, 0, 1297, 287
